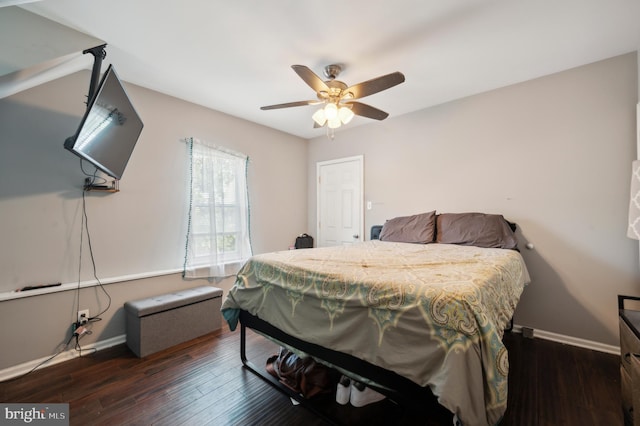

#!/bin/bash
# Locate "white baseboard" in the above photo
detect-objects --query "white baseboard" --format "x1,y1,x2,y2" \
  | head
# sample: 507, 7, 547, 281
0, 334, 126, 382
512, 324, 620, 355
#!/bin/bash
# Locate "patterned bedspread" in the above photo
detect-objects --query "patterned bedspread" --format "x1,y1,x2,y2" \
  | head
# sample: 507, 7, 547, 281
221, 241, 530, 426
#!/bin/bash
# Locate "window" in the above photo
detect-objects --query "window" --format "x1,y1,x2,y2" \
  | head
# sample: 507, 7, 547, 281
183, 138, 252, 278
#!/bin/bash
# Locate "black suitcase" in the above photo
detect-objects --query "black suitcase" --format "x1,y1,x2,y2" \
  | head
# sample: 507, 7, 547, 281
294, 234, 313, 249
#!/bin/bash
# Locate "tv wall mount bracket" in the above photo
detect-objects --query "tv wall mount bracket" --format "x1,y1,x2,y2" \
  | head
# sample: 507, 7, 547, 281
83, 44, 107, 107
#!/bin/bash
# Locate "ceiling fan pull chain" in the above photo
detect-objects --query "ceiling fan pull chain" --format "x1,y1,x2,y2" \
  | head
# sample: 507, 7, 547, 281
326, 127, 335, 141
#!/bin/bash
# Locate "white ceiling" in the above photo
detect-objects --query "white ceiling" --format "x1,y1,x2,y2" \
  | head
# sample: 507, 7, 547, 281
14, 0, 640, 139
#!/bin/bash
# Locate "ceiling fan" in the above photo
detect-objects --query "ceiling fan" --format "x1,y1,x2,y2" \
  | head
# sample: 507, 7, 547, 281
260, 64, 405, 130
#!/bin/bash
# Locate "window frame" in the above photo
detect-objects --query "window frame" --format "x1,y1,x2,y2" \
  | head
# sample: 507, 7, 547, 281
183, 138, 251, 278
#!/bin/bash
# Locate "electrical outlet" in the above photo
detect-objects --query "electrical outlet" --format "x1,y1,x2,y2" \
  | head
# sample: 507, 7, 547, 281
522, 326, 534, 339
77, 309, 89, 325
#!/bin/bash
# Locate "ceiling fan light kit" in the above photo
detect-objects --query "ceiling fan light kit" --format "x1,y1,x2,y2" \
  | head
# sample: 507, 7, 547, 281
261, 64, 405, 136
312, 102, 355, 129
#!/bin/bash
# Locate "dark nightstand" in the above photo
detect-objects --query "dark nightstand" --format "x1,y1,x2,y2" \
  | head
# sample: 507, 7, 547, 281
619, 295, 640, 425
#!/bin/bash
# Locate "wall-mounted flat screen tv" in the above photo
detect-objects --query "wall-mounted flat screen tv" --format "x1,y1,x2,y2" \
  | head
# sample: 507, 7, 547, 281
64, 64, 143, 180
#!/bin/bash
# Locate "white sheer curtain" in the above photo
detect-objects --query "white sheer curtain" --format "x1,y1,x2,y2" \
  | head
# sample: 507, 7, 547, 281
183, 137, 252, 278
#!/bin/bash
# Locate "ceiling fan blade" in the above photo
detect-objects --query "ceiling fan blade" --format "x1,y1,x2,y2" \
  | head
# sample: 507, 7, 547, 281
347, 102, 389, 120
343, 72, 405, 100
260, 100, 320, 110
292, 65, 330, 93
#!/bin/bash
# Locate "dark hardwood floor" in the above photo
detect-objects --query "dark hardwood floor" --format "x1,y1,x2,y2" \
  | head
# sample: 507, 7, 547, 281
0, 326, 622, 425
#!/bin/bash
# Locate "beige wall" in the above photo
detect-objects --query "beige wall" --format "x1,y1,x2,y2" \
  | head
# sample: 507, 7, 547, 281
308, 52, 639, 347
0, 71, 307, 371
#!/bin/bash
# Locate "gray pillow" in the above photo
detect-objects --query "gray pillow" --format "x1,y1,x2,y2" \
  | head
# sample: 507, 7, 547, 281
436, 212, 517, 249
379, 211, 436, 244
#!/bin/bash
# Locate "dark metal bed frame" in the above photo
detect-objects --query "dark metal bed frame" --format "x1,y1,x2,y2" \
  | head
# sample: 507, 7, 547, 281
238, 310, 436, 424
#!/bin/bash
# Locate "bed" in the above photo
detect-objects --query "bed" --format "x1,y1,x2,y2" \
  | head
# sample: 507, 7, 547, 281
221, 211, 530, 426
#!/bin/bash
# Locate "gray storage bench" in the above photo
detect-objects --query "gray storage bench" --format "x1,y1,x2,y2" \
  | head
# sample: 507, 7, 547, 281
124, 286, 222, 357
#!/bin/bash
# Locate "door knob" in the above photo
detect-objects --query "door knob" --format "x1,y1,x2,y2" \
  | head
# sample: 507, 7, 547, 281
353, 234, 359, 239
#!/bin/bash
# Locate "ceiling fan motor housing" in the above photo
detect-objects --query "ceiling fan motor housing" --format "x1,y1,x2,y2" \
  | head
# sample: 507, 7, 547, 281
318, 80, 349, 101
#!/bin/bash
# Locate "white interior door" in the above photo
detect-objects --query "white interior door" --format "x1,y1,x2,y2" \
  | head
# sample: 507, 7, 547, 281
317, 155, 364, 247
